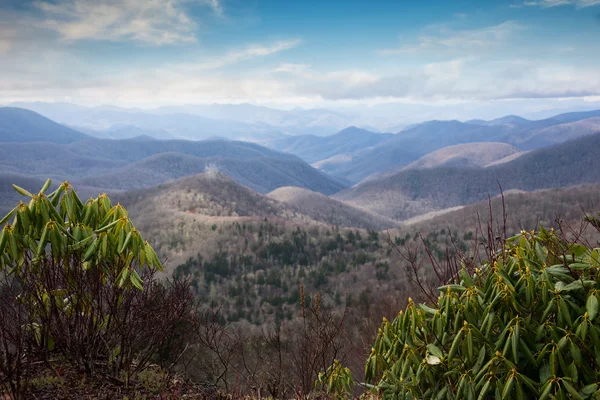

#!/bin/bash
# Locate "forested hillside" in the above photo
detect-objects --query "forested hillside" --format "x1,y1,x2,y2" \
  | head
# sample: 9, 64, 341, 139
337, 133, 600, 220
0, 113, 346, 195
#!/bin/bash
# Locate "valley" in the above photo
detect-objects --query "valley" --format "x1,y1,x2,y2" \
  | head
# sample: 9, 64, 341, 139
1, 103, 600, 398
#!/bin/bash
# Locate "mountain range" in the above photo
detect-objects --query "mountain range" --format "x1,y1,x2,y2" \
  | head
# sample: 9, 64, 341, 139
8, 102, 358, 140
0, 107, 345, 195
335, 132, 600, 220
0, 107, 90, 143
294, 111, 600, 183
2, 103, 600, 236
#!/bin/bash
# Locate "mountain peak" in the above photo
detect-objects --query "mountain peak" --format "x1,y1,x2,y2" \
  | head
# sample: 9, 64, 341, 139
0, 107, 90, 144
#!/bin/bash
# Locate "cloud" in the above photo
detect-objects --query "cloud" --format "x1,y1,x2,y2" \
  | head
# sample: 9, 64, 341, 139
208, 0, 224, 17
2, 58, 599, 107
511, 0, 600, 8
273, 63, 310, 73
182, 40, 302, 70
31, 0, 200, 45
379, 21, 523, 55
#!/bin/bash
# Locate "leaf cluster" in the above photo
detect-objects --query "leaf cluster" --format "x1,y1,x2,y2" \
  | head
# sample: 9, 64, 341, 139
0, 179, 162, 288
367, 225, 600, 399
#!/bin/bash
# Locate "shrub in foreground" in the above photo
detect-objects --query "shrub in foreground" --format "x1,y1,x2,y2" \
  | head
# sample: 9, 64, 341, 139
367, 223, 600, 399
0, 180, 194, 398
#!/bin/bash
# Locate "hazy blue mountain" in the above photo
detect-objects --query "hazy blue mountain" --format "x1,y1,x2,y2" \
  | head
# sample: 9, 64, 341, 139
0, 141, 127, 179
549, 109, 600, 124
9, 102, 285, 142
316, 110, 600, 183
0, 133, 345, 195
265, 126, 392, 163
65, 138, 299, 163
402, 142, 521, 170
75, 124, 174, 140
76, 152, 346, 194
319, 121, 511, 183
151, 104, 354, 136
335, 132, 600, 220
0, 107, 89, 143
10, 101, 355, 139
473, 115, 531, 126
516, 117, 600, 149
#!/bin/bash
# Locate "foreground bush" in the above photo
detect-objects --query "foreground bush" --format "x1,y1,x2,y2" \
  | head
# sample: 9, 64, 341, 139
0, 181, 194, 398
367, 223, 600, 399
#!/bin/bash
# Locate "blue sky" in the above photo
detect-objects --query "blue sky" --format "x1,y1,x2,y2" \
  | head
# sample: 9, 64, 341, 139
1, 0, 599, 119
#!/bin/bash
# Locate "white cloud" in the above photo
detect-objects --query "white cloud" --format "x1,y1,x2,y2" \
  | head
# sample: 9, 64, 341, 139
208, 0, 224, 17
511, 0, 600, 7
379, 21, 523, 55
2, 52, 599, 108
32, 0, 200, 45
177, 40, 302, 70
273, 63, 310, 73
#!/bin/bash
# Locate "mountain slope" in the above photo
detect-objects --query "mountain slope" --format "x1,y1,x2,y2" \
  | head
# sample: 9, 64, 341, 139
267, 186, 398, 230
266, 126, 392, 164
0, 142, 126, 179
467, 115, 531, 127
0, 135, 346, 195
11, 102, 351, 139
77, 152, 346, 194
114, 172, 294, 220
516, 117, 600, 149
8, 103, 284, 141
336, 133, 600, 220
112, 173, 327, 271
0, 107, 89, 143
66, 138, 301, 163
403, 142, 520, 170
320, 121, 511, 182
549, 109, 600, 124
398, 184, 600, 237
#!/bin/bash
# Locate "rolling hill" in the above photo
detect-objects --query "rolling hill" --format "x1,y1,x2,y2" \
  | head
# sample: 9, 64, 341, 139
0, 124, 346, 196
0, 142, 126, 179
335, 133, 600, 221
76, 152, 346, 194
319, 121, 511, 182
266, 126, 392, 164
402, 142, 520, 170
397, 184, 600, 239
516, 117, 600, 149
316, 111, 600, 183
267, 186, 398, 230
111, 173, 326, 271
467, 115, 531, 127
0, 107, 90, 143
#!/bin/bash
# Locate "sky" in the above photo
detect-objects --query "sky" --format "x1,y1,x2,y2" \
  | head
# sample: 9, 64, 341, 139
1, 0, 600, 120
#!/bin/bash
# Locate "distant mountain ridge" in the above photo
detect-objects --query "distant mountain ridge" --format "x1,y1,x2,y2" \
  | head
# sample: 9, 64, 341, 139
0, 109, 346, 196
318, 120, 511, 182
0, 107, 90, 143
9, 101, 361, 139
77, 152, 346, 194
335, 132, 600, 221
308, 111, 600, 183
266, 126, 392, 164
403, 142, 521, 170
